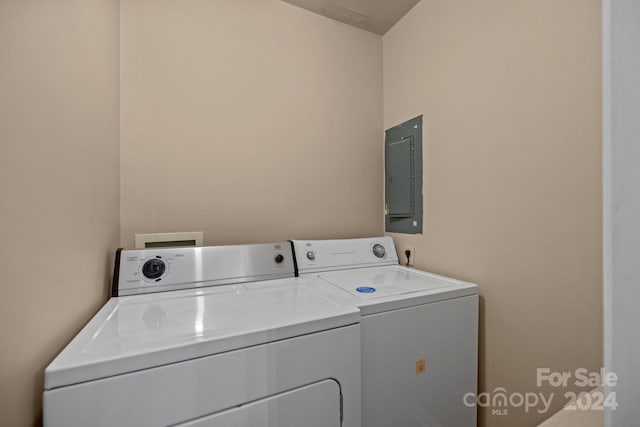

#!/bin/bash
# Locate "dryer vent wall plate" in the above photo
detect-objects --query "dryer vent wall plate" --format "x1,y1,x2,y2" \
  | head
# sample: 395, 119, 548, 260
135, 232, 204, 249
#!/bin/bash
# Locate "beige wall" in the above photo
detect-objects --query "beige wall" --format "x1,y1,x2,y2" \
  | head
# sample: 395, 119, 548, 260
120, 0, 383, 248
383, 1, 602, 426
0, 1, 120, 426
0, 0, 603, 425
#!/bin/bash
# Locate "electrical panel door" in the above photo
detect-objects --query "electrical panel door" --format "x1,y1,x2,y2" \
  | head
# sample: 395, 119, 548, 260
385, 116, 423, 234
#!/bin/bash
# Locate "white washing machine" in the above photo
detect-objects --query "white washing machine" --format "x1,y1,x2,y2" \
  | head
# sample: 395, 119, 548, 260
44, 243, 361, 427
292, 237, 478, 427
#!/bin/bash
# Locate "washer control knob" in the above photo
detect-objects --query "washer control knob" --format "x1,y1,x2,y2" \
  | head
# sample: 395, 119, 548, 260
372, 244, 386, 259
142, 258, 166, 279
306, 251, 315, 261
275, 254, 285, 264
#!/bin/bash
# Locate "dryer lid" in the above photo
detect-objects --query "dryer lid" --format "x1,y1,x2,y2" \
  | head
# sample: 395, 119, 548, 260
45, 279, 359, 390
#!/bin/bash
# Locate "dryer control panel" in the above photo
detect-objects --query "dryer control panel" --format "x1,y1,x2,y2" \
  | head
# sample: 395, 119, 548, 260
293, 237, 399, 274
113, 242, 295, 296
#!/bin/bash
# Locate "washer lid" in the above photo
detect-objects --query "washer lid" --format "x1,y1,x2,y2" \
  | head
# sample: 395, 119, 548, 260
45, 279, 359, 390
318, 266, 450, 299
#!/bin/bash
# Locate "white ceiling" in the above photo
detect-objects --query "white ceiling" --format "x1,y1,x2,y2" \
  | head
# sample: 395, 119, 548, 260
281, 0, 420, 35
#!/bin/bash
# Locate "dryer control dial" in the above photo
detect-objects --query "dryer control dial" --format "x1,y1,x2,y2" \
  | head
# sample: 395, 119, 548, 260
306, 251, 315, 261
142, 258, 166, 280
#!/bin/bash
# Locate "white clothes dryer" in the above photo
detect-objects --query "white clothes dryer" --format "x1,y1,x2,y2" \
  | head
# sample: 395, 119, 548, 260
293, 237, 478, 427
44, 243, 361, 427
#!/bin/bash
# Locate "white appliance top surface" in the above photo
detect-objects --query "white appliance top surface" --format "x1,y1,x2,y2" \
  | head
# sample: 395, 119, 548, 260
309, 265, 478, 314
45, 278, 359, 390
318, 266, 449, 299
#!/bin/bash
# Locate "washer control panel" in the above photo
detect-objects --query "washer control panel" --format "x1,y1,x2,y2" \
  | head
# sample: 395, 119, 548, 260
292, 237, 398, 274
113, 242, 295, 296
372, 243, 386, 259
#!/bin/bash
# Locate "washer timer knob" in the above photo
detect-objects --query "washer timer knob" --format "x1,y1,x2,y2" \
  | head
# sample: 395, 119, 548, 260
142, 258, 166, 279
306, 251, 315, 261
372, 244, 386, 259
275, 254, 285, 264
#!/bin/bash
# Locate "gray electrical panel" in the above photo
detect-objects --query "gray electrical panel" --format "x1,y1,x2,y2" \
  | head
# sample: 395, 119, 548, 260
385, 115, 423, 234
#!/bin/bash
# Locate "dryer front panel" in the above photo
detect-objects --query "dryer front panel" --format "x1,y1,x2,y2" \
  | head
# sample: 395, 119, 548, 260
178, 380, 341, 427
43, 325, 360, 427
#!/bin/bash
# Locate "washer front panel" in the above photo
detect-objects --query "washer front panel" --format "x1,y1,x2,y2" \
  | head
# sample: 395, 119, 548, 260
361, 296, 478, 427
